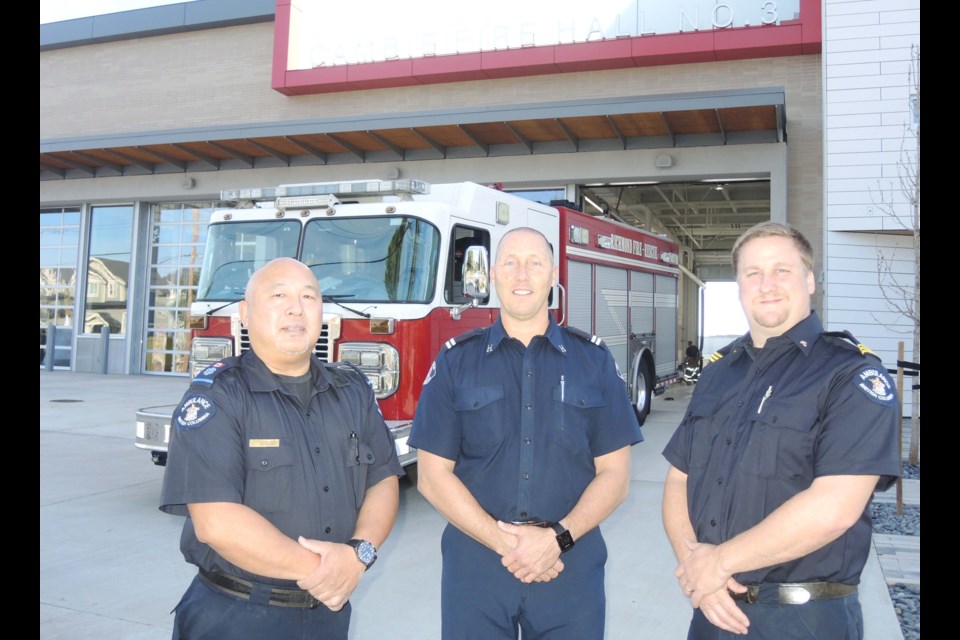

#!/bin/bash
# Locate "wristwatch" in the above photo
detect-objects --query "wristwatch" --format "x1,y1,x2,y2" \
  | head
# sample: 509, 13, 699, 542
347, 538, 378, 570
550, 522, 575, 553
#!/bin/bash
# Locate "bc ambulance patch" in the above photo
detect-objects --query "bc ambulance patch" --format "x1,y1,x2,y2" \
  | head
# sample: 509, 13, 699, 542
175, 394, 217, 430
853, 366, 896, 406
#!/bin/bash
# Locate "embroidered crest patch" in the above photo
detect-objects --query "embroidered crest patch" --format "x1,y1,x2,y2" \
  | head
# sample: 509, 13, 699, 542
853, 366, 896, 406
175, 394, 217, 430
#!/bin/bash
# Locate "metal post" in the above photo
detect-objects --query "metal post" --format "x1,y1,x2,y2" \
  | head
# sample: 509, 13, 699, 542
100, 325, 111, 374
44, 325, 57, 371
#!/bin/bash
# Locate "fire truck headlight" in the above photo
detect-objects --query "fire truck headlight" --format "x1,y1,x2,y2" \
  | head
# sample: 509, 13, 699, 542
190, 337, 233, 378
338, 343, 399, 399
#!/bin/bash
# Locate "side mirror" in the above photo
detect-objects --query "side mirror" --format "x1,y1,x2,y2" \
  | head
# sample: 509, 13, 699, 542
462, 246, 490, 301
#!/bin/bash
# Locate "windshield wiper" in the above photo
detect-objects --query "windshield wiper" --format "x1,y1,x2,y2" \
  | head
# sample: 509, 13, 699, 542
324, 294, 372, 319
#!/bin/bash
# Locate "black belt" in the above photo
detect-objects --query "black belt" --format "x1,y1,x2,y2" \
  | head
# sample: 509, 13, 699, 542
729, 582, 857, 605
509, 519, 553, 528
199, 569, 320, 609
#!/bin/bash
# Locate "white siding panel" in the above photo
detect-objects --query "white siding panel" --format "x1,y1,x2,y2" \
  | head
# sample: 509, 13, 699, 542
827, 74, 910, 90
827, 99, 906, 116
880, 34, 921, 49
826, 138, 882, 153
827, 190, 903, 205
827, 233, 913, 254
825, 62, 881, 77
881, 136, 916, 152
826, 124, 909, 140
825, 12, 879, 27
825, 37, 879, 52
827, 150, 900, 165
826, 87, 882, 103
826, 0, 918, 16
827, 177, 900, 192
880, 9, 921, 23
827, 217, 887, 231
824, 165, 882, 179
880, 85, 910, 100
828, 22, 920, 39
827, 47, 914, 65
826, 113, 882, 128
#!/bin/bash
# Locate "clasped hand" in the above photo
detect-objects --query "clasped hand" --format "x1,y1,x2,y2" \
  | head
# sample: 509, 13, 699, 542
496, 521, 564, 584
295, 537, 365, 612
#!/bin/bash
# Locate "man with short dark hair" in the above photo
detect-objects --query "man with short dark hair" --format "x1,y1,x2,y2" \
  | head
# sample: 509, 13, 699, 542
662, 222, 900, 639
410, 227, 643, 639
161, 257, 402, 640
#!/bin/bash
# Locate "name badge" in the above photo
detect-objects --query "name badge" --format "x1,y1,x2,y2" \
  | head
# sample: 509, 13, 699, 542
249, 439, 280, 448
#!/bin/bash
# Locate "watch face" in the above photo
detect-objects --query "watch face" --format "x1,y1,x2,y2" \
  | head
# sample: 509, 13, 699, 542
356, 541, 376, 563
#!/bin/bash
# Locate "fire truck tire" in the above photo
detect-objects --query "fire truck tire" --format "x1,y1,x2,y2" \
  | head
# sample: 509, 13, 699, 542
633, 361, 653, 426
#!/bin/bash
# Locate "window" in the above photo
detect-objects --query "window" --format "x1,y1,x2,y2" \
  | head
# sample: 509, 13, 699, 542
40, 208, 80, 368
84, 205, 133, 335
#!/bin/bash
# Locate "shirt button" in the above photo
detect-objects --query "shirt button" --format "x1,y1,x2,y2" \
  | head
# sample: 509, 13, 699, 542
323, 486, 329, 492
260, 460, 268, 466
710, 519, 717, 527
736, 401, 743, 407
523, 473, 530, 480
366, 453, 373, 460
717, 478, 724, 485
524, 437, 532, 444
315, 447, 321, 454
725, 438, 732, 445
520, 511, 528, 518
325, 527, 331, 534
306, 410, 312, 416
526, 403, 532, 410
527, 371, 533, 377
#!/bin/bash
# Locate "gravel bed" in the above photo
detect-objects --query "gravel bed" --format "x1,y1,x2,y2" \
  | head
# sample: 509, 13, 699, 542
874, 461, 920, 639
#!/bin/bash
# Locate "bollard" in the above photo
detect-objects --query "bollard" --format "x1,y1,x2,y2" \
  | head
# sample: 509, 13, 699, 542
100, 325, 111, 374
44, 324, 57, 371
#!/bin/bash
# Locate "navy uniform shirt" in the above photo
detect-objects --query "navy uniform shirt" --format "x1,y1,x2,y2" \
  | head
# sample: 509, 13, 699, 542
663, 312, 900, 585
409, 318, 643, 524
160, 349, 403, 587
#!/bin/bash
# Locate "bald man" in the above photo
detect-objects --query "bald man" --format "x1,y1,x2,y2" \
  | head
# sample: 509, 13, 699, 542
161, 258, 402, 640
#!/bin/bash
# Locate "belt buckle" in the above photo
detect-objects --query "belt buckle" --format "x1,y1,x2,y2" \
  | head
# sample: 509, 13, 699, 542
729, 586, 759, 604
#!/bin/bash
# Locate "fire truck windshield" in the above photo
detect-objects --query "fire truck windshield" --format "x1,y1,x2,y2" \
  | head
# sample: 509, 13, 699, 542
302, 216, 440, 303
195, 220, 301, 301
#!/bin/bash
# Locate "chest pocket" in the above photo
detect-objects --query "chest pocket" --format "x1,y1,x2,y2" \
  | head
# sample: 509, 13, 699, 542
685, 395, 722, 470
743, 399, 818, 480
554, 383, 605, 455
244, 444, 296, 513
454, 386, 505, 456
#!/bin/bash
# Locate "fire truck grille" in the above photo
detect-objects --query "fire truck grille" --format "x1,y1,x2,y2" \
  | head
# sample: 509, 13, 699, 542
238, 324, 333, 362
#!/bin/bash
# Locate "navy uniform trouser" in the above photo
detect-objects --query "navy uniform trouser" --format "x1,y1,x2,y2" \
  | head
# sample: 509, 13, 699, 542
687, 591, 863, 640
440, 525, 607, 640
171, 574, 351, 640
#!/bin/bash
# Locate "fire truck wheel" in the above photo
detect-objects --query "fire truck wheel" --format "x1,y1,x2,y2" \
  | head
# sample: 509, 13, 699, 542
632, 362, 653, 426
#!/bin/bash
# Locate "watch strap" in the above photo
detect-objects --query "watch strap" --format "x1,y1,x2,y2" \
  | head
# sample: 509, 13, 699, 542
550, 522, 575, 553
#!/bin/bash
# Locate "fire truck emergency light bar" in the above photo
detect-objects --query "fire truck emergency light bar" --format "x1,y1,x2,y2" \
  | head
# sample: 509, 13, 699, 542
220, 179, 431, 208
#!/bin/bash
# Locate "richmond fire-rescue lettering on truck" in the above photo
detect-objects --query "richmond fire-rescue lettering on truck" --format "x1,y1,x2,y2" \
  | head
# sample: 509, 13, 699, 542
135, 180, 681, 476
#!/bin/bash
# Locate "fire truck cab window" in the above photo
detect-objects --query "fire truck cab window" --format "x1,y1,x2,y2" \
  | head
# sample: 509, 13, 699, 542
196, 221, 300, 301
446, 226, 490, 304
303, 216, 440, 303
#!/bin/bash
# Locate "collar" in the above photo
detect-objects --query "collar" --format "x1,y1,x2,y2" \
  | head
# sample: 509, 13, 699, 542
731, 311, 824, 360
241, 349, 333, 393
485, 317, 567, 355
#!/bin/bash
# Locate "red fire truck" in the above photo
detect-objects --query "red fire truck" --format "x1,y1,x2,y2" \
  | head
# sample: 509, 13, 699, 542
135, 179, 681, 476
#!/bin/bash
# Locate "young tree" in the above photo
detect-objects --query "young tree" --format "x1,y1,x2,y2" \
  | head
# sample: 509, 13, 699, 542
874, 44, 919, 465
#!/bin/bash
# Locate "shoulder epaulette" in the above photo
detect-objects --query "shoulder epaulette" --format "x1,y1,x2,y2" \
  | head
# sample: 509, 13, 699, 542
704, 341, 737, 366
822, 330, 877, 358
191, 358, 238, 386
566, 325, 605, 348
443, 327, 484, 351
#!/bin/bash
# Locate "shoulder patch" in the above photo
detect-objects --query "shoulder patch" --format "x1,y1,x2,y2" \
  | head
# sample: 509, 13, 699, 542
192, 359, 237, 387
443, 327, 484, 351
853, 365, 897, 406
566, 325, 604, 347
823, 330, 877, 358
174, 394, 217, 430
422, 361, 437, 386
